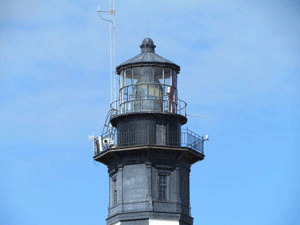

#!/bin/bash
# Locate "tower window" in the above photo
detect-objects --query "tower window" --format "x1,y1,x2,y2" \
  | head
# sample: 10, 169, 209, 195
156, 123, 166, 145
112, 178, 117, 205
158, 174, 167, 201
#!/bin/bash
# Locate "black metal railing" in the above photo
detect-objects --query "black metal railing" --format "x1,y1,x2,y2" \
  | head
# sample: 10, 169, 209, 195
181, 128, 204, 154
93, 128, 204, 156
117, 128, 180, 147
110, 98, 187, 117
110, 83, 187, 117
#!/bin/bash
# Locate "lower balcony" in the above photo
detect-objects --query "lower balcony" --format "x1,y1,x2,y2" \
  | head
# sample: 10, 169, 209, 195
90, 128, 205, 157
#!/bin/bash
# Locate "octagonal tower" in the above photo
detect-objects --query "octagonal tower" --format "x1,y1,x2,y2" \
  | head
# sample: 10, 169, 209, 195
92, 38, 206, 225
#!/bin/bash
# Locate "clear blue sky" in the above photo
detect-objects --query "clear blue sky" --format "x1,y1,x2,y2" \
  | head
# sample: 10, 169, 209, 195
1, 1, 299, 224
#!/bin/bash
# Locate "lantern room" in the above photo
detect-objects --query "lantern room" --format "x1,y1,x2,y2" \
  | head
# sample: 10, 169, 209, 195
112, 38, 185, 116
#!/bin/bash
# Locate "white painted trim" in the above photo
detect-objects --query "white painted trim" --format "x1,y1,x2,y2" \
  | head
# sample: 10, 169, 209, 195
149, 219, 179, 225
110, 222, 120, 225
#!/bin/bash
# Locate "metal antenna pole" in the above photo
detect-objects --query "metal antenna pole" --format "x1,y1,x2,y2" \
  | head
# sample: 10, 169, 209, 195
109, 0, 116, 105
110, 0, 116, 107
98, 0, 116, 104
96, 1, 117, 150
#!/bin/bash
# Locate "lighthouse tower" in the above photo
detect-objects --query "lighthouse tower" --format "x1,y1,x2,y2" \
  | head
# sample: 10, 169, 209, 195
92, 38, 206, 225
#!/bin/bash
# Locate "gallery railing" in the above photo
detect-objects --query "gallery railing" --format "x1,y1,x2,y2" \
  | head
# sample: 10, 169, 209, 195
110, 83, 187, 117
93, 128, 204, 156
181, 128, 204, 154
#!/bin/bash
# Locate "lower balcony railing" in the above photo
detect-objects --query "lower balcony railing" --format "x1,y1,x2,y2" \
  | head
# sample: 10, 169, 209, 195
181, 128, 204, 154
91, 128, 204, 156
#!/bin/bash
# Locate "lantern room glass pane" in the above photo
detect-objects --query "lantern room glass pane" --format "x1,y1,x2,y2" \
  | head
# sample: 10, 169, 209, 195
118, 66, 179, 115
155, 67, 163, 83
132, 67, 141, 84
120, 70, 123, 91
125, 68, 132, 87
163, 68, 171, 86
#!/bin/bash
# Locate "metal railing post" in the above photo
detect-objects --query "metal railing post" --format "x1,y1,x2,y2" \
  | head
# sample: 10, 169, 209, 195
186, 127, 188, 148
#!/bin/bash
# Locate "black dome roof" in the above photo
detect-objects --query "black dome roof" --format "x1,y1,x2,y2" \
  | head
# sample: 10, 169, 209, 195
116, 38, 180, 74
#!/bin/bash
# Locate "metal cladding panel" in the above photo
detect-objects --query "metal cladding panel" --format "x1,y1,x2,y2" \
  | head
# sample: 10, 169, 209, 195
123, 164, 148, 204
179, 166, 190, 216
121, 220, 149, 225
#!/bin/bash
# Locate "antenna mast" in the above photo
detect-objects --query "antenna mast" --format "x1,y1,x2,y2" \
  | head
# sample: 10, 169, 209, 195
110, 0, 116, 105
90, 1, 117, 153
98, 0, 116, 104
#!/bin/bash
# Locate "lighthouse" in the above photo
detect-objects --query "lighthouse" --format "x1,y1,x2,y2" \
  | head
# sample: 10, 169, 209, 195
91, 38, 207, 225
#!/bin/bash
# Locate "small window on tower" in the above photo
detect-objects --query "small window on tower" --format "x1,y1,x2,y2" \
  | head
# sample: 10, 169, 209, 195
112, 178, 117, 205
158, 174, 167, 201
156, 123, 166, 145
